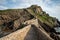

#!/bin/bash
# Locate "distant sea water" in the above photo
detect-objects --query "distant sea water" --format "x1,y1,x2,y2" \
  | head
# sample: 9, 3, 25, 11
54, 27, 60, 32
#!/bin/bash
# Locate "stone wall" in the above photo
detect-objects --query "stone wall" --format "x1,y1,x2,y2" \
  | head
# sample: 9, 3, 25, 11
24, 19, 39, 27
0, 19, 53, 40
0, 25, 31, 40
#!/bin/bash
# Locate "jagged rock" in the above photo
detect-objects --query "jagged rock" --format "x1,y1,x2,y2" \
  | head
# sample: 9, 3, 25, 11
0, 20, 4, 25
13, 19, 21, 30
0, 5, 60, 40
30, 5, 42, 13
0, 25, 53, 40
23, 19, 39, 27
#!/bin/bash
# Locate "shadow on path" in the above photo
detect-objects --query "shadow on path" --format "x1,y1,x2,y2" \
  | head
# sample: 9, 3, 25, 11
24, 25, 52, 40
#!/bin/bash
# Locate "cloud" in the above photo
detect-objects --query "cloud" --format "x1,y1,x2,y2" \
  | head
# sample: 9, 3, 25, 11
0, 0, 7, 5
8, 0, 42, 9
0, 5, 8, 10
37, 0, 60, 20
44, 5, 60, 20
12, 0, 17, 2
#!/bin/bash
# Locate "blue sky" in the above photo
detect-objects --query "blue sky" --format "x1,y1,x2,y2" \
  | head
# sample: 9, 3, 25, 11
0, 0, 60, 21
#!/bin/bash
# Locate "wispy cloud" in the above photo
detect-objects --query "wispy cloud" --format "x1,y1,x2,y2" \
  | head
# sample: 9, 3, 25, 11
0, 0, 7, 5
12, 0, 17, 2
0, 5, 8, 10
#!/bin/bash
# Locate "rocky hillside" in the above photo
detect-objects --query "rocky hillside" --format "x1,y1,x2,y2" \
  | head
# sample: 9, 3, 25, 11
0, 5, 60, 40
0, 19, 54, 40
0, 5, 59, 27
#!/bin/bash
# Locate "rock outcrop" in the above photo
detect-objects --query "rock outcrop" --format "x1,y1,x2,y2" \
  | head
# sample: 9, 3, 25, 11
23, 19, 39, 27
0, 25, 53, 40
0, 5, 60, 40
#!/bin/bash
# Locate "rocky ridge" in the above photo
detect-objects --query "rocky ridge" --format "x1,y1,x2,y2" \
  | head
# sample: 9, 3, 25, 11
0, 5, 60, 40
0, 19, 53, 40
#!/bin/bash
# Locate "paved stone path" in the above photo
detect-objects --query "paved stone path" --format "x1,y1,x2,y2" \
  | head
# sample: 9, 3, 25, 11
0, 25, 53, 40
